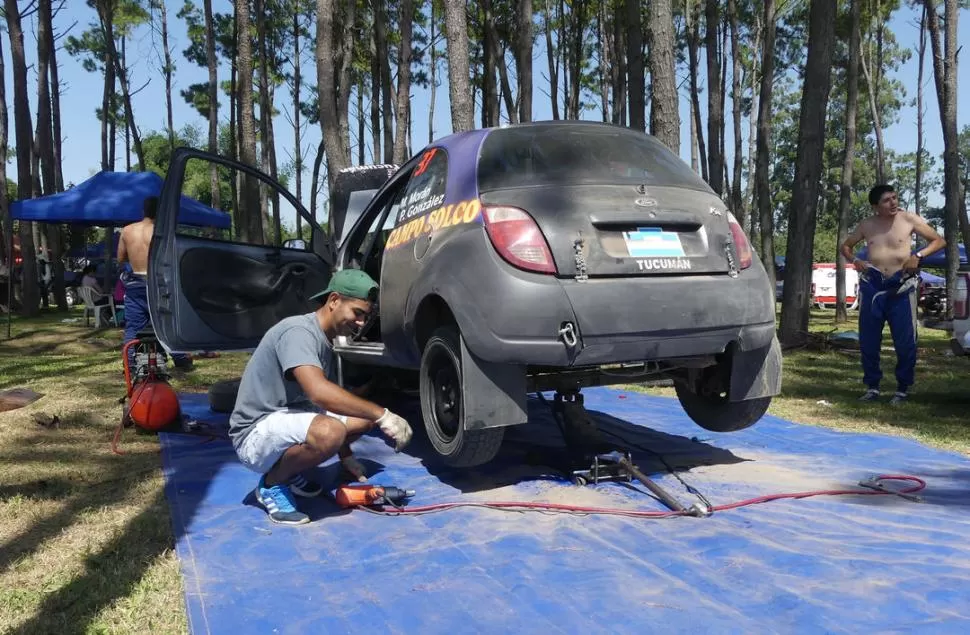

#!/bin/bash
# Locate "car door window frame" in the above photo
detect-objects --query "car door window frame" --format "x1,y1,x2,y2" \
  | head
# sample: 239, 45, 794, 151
162, 147, 335, 263
339, 160, 419, 268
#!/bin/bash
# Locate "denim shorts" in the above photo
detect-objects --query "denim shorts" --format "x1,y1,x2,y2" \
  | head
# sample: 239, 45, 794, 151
235, 408, 347, 474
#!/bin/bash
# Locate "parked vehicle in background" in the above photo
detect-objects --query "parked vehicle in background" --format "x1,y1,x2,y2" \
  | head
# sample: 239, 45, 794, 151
951, 265, 970, 356
811, 263, 859, 310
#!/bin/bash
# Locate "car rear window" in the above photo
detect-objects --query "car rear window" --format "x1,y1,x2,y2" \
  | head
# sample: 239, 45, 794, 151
477, 124, 710, 192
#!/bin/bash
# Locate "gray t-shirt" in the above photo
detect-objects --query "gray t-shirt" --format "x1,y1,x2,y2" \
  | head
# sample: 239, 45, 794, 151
229, 313, 335, 450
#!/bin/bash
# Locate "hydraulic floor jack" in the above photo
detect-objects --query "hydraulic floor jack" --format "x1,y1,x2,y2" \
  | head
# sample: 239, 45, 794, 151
546, 390, 710, 517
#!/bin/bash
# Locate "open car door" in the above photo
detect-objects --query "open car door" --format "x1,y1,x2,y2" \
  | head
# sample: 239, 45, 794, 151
148, 148, 335, 352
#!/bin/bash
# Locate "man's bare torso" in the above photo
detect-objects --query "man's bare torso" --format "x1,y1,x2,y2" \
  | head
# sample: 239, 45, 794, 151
121, 219, 154, 274
858, 212, 916, 277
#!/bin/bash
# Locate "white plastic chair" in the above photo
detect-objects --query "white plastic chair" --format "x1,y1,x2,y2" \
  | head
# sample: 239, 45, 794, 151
78, 285, 117, 328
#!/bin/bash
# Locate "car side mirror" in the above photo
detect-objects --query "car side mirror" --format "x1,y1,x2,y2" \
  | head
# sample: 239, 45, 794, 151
283, 239, 307, 251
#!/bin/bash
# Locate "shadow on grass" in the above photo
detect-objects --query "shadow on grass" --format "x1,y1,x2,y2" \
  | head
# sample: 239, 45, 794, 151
0, 433, 227, 633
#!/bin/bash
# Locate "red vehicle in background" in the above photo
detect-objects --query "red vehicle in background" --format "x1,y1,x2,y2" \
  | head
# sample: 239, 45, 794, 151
811, 263, 860, 310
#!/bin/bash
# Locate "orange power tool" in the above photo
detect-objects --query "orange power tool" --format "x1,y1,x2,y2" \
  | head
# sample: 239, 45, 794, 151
335, 484, 415, 508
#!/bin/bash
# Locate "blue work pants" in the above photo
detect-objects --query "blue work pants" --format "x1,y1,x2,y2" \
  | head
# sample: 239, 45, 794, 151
858, 269, 919, 393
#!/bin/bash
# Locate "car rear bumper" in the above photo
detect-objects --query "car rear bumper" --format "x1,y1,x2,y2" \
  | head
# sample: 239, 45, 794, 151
453, 256, 776, 368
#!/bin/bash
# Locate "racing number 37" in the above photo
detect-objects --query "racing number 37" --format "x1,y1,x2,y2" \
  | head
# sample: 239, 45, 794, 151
414, 149, 437, 177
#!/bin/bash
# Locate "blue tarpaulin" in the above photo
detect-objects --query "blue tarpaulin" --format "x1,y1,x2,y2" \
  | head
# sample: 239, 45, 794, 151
10, 170, 230, 229
162, 389, 970, 633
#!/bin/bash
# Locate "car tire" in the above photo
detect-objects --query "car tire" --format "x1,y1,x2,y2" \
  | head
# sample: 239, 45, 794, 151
674, 382, 771, 433
420, 325, 504, 467
209, 378, 241, 413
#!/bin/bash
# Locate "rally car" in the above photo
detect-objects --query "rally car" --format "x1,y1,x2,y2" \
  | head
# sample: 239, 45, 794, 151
148, 121, 782, 467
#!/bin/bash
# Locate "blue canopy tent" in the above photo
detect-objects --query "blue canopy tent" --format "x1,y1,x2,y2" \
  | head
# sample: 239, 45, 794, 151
9, 170, 230, 229
6, 170, 230, 337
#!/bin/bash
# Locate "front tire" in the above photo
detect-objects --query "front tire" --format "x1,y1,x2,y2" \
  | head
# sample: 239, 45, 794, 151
420, 326, 504, 467
674, 381, 771, 432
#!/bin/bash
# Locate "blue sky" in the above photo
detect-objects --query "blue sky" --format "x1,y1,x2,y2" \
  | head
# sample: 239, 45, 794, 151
5, 1, 969, 228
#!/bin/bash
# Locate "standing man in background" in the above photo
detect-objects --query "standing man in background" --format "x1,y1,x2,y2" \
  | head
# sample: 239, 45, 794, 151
118, 197, 193, 370
839, 184, 946, 404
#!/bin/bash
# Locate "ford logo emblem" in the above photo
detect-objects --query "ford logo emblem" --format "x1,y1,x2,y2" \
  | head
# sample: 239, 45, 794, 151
634, 197, 656, 207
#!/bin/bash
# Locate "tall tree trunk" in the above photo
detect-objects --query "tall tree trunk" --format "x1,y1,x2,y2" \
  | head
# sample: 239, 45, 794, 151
705, 0, 723, 194
924, 0, 963, 316
778, 0, 837, 347
0, 31, 8, 269
123, 34, 131, 172
755, 0, 776, 289
255, 0, 277, 242
357, 83, 366, 163
374, 0, 395, 157
836, 0, 862, 324
611, 0, 625, 125
230, 15, 239, 236
292, 9, 303, 237
159, 0, 175, 151
5, 0, 39, 315
393, 0, 414, 164
204, 0, 219, 210
858, 28, 886, 182
687, 0, 708, 182
317, 0, 354, 186
310, 139, 324, 224
625, 0, 644, 130
99, 2, 144, 171
481, 0, 500, 126
690, 103, 699, 173
729, 0, 743, 224
598, 4, 609, 122
648, 0, 679, 151
915, 5, 926, 217
49, 20, 63, 193
371, 46, 380, 162
237, 0, 262, 243
428, 3, 437, 143
516, 0, 533, 122
37, 0, 65, 311
745, 13, 760, 241
444, 0, 474, 131
544, 1, 560, 120
100, 26, 115, 171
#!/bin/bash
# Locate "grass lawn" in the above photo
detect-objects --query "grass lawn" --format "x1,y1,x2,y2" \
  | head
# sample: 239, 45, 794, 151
0, 306, 968, 633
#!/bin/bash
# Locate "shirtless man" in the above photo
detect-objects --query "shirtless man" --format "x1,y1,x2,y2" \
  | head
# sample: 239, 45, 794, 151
840, 184, 946, 404
118, 197, 192, 369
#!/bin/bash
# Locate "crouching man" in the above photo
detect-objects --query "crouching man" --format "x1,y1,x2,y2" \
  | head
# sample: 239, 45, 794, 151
229, 269, 413, 525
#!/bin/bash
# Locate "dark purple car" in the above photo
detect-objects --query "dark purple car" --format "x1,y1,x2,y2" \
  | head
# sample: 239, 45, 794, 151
149, 121, 781, 467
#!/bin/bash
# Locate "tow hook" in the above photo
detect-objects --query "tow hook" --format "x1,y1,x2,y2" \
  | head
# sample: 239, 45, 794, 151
559, 322, 579, 348
724, 243, 739, 278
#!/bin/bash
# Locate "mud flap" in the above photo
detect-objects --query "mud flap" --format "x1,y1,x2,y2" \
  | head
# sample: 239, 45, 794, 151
728, 335, 783, 401
460, 338, 529, 430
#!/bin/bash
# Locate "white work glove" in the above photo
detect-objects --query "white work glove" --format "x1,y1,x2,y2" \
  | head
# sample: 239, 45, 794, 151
376, 409, 413, 452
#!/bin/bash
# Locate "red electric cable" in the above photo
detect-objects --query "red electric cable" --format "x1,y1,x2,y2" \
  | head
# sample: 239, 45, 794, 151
354, 475, 926, 518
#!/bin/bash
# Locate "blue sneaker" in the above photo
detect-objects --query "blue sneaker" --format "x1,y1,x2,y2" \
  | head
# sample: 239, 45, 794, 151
288, 473, 324, 498
255, 476, 309, 525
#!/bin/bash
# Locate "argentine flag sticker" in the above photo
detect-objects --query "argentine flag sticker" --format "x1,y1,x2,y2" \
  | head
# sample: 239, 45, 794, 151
623, 227, 686, 258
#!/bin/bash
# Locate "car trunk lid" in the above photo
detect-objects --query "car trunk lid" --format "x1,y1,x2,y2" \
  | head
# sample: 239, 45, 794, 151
479, 185, 736, 277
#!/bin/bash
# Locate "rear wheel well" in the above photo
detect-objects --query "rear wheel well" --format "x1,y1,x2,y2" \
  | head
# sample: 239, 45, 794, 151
414, 295, 457, 352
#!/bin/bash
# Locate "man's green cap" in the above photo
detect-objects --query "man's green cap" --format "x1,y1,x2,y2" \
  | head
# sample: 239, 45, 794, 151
310, 269, 379, 303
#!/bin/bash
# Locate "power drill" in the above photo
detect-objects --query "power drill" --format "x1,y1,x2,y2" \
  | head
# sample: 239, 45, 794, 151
335, 484, 415, 508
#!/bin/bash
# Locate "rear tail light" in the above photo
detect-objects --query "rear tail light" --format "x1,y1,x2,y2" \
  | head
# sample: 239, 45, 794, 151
727, 212, 752, 269
482, 205, 556, 274
955, 273, 970, 320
